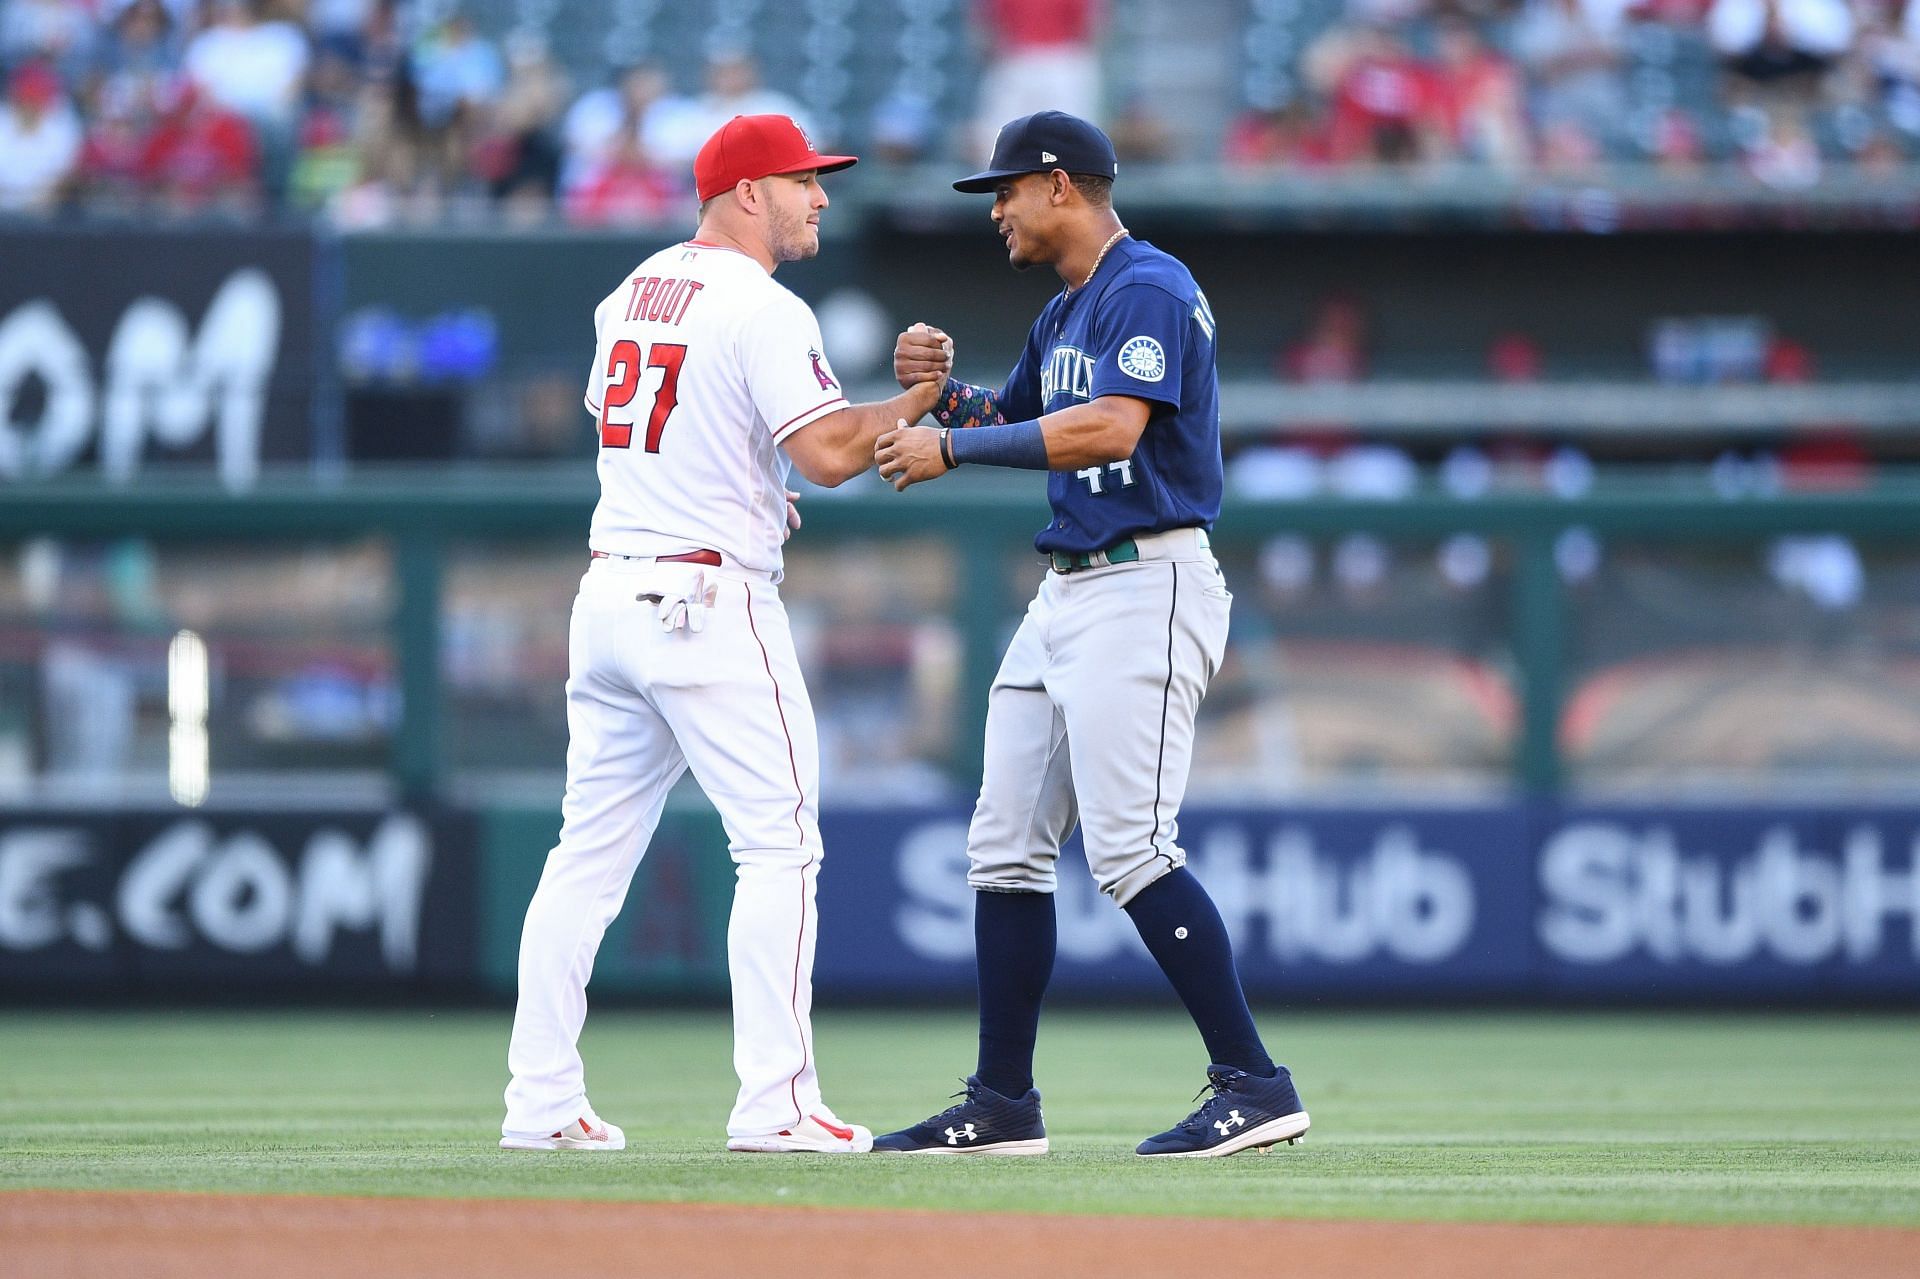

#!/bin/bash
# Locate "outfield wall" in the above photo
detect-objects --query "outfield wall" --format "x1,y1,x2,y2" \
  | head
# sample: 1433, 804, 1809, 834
3, 803, 1915, 1003
0, 807, 477, 997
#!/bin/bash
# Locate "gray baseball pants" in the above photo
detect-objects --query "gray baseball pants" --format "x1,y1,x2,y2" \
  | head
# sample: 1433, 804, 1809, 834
965, 527, 1231, 906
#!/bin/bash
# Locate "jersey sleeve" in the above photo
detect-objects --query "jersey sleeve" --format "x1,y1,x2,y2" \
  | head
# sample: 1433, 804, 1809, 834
582, 296, 611, 416
1087, 282, 1188, 411
996, 323, 1046, 424
738, 291, 850, 445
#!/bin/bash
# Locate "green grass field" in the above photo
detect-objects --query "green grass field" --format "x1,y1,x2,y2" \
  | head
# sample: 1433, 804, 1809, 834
3, 1010, 1917, 1227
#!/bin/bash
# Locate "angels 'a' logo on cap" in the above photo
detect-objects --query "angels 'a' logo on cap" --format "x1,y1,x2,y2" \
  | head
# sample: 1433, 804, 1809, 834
808, 347, 838, 391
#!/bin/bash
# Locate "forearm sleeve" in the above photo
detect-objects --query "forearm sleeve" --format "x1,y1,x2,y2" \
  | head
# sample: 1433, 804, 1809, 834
932, 378, 1004, 430
946, 418, 1050, 470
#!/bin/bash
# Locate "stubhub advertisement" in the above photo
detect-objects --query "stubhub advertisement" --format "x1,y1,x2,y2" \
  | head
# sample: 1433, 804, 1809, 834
812, 806, 1920, 1000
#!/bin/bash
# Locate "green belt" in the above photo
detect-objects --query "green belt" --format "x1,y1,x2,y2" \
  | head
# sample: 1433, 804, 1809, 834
1048, 539, 1141, 574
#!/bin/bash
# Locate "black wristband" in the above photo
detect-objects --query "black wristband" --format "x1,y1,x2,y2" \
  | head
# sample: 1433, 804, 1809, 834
938, 427, 957, 470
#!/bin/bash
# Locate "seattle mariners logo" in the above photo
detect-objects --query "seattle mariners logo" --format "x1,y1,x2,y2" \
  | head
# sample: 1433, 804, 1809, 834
1118, 335, 1166, 382
808, 347, 838, 391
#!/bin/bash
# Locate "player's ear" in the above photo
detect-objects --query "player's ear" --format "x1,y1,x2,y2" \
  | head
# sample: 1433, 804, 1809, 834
734, 178, 760, 213
1048, 170, 1072, 205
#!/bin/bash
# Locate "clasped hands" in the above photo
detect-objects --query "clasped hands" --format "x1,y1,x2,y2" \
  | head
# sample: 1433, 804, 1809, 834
876, 322, 954, 492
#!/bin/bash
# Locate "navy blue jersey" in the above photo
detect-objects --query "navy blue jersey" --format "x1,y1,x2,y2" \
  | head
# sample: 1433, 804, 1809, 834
997, 237, 1223, 556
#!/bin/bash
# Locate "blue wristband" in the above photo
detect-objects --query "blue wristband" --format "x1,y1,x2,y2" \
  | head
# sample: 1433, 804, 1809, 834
947, 418, 1050, 470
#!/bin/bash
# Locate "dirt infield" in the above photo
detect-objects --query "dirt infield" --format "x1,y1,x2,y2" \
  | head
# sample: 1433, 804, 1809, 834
6, 1191, 1917, 1279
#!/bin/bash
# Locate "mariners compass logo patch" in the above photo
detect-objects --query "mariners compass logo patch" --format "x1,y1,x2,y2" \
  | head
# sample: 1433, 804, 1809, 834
1117, 335, 1166, 382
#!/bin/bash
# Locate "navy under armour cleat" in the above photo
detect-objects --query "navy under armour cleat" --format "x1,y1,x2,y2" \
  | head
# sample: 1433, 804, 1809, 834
872, 1075, 1049, 1155
1135, 1064, 1311, 1158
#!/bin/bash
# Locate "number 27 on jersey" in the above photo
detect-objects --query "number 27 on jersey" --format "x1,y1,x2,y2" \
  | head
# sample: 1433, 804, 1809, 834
599, 340, 686, 452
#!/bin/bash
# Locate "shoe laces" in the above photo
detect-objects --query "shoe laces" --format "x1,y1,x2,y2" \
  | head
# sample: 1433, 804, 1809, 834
1176, 1069, 1245, 1133
926, 1079, 981, 1124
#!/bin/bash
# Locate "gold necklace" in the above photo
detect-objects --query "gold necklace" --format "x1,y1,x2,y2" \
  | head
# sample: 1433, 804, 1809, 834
1071, 228, 1129, 292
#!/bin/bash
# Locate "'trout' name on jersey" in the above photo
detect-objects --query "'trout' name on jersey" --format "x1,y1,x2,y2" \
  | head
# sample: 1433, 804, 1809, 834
622, 276, 704, 326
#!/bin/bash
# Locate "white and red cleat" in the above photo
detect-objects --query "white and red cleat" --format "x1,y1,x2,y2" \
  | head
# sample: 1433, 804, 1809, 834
500, 1109, 626, 1152
726, 1109, 873, 1153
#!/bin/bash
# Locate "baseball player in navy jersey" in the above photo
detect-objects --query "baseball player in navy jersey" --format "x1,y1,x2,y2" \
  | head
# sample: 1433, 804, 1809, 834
871, 111, 1311, 1157
500, 114, 942, 1156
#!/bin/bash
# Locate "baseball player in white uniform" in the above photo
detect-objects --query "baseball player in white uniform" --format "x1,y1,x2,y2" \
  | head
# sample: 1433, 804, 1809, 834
501, 114, 942, 1155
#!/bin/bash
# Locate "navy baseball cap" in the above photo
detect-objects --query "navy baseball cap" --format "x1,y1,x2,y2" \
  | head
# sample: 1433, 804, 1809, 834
953, 111, 1118, 193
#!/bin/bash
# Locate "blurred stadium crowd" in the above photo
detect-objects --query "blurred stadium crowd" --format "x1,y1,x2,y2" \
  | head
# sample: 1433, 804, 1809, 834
3, 0, 1920, 221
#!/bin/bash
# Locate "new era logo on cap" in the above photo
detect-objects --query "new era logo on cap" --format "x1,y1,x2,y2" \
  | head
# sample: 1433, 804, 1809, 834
954, 111, 1118, 193
694, 114, 858, 202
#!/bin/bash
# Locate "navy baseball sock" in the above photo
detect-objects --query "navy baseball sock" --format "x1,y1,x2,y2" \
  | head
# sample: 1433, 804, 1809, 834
973, 889, 1055, 1098
1123, 867, 1276, 1077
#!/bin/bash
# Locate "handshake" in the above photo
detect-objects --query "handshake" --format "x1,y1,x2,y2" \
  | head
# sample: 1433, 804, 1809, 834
894, 320, 955, 390
876, 321, 955, 491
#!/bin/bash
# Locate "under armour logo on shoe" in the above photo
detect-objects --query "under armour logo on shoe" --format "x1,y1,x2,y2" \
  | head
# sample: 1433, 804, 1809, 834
944, 1123, 978, 1145
1213, 1110, 1246, 1136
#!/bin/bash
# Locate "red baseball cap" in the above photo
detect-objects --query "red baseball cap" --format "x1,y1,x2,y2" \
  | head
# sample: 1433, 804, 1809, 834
694, 114, 856, 202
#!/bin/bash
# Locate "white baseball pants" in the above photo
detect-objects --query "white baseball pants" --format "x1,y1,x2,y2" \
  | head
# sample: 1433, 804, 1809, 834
966, 528, 1232, 906
503, 556, 828, 1140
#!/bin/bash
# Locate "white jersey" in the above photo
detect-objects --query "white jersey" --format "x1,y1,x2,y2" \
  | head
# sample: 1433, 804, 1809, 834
582, 240, 848, 573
